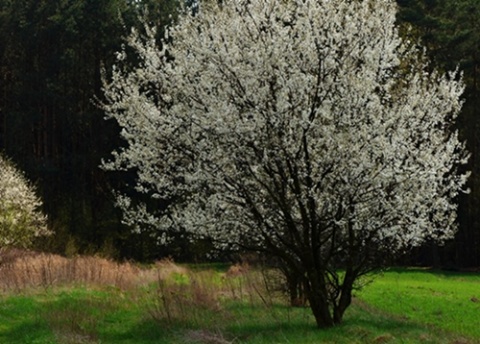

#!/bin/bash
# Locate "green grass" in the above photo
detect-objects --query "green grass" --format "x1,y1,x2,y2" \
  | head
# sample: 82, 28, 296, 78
0, 287, 176, 343
0, 267, 478, 343
357, 268, 480, 339
224, 302, 458, 343
0, 295, 53, 343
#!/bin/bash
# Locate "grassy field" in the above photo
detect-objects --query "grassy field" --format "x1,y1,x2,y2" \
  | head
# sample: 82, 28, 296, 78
357, 268, 480, 340
0, 252, 478, 343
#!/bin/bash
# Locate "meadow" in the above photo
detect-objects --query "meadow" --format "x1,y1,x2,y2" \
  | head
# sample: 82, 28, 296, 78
0, 250, 478, 343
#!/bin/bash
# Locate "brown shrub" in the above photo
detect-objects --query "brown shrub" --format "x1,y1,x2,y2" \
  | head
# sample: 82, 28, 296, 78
225, 263, 249, 278
148, 261, 225, 327
0, 249, 142, 292
154, 257, 189, 280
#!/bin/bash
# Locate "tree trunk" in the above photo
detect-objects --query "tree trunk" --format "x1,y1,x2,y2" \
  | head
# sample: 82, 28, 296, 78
333, 272, 355, 324
305, 268, 357, 327
284, 267, 307, 307
305, 270, 335, 328
308, 291, 335, 328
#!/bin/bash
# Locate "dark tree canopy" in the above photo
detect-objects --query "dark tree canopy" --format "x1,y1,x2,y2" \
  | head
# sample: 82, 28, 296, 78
0, 0, 180, 259
397, 0, 480, 267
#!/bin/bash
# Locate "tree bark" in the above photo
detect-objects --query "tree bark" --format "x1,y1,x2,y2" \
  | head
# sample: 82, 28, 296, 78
305, 269, 335, 328
333, 271, 355, 324
304, 267, 358, 327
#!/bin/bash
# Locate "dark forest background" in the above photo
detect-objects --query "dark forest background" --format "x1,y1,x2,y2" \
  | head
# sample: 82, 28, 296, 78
0, 0, 479, 265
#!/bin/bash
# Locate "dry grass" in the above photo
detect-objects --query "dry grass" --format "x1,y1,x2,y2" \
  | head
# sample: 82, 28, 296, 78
0, 250, 287, 342
154, 257, 189, 280
0, 248, 143, 291
148, 260, 224, 327
182, 329, 233, 344
0, 250, 278, 313
147, 260, 283, 331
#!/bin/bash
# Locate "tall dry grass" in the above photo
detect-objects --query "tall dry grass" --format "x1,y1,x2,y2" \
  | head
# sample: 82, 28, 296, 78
147, 261, 285, 331
0, 251, 290, 343
148, 258, 222, 327
0, 248, 143, 291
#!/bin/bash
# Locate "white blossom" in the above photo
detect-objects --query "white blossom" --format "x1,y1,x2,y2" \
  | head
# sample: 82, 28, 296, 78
101, 0, 469, 326
0, 155, 49, 248
103, 0, 468, 253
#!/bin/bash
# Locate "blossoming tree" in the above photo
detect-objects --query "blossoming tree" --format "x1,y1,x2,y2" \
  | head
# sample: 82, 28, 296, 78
0, 155, 48, 249
102, 0, 469, 327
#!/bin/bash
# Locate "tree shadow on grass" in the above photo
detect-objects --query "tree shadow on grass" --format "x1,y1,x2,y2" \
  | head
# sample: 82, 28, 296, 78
223, 300, 475, 344
98, 318, 178, 344
1, 287, 474, 344
342, 298, 475, 344
0, 321, 55, 344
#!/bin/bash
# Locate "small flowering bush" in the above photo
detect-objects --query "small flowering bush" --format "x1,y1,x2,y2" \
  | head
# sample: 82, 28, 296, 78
102, 0, 469, 327
0, 155, 48, 248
